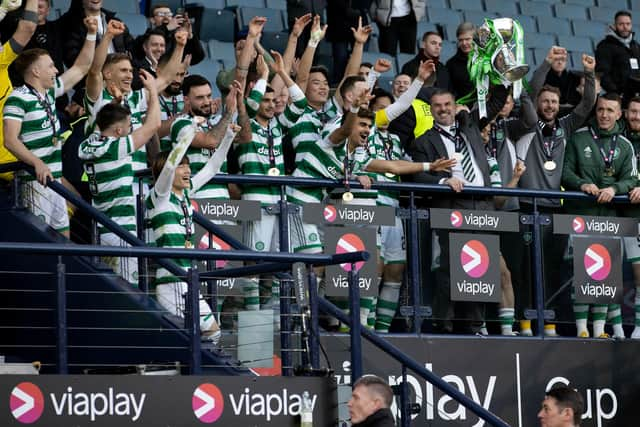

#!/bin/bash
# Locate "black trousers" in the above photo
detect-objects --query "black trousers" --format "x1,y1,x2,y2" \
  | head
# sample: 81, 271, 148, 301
377, 12, 417, 55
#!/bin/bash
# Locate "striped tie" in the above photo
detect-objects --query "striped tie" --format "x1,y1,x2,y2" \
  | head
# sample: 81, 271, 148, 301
454, 129, 476, 182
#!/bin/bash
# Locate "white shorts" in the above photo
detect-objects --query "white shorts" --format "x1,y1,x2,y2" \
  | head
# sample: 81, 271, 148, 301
624, 225, 640, 263
290, 205, 323, 253
243, 211, 280, 252
380, 216, 406, 264
100, 232, 139, 286
22, 179, 69, 233
155, 281, 217, 331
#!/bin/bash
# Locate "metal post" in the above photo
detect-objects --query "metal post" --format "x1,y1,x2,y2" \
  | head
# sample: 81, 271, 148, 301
308, 268, 320, 369
408, 192, 421, 333
278, 187, 292, 376
349, 263, 362, 381
136, 178, 148, 293
187, 266, 202, 374
56, 256, 68, 374
400, 365, 409, 427
12, 176, 21, 209
531, 198, 545, 337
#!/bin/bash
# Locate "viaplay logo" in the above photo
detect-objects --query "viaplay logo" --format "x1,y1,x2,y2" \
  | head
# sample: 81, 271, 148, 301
193, 383, 224, 423
573, 216, 585, 233
336, 233, 366, 272
10, 382, 44, 424
199, 233, 231, 268
450, 210, 463, 228
323, 205, 337, 222
460, 240, 489, 278
584, 243, 611, 281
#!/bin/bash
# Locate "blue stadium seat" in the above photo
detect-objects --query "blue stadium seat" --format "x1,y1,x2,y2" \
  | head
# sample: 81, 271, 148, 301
204, 0, 226, 8
602, 0, 630, 10
538, 17, 573, 37
440, 41, 457, 62
558, 35, 594, 54
200, 8, 235, 43
361, 52, 397, 76
427, 7, 463, 25
484, 0, 518, 15
424, 0, 449, 10
519, 2, 553, 18
589, 7, 617, 24
417, 21, 439, 39
265, 0, 286, 10
525, 33, 556, 49
632, 0, 640, 10
226, 0, 265, 7
260, 31, 288, 53
554, 4, 588, 20
449, 0, 483, 12
118, 13, 149, 37
396, 53, 414, 73
525, 0, 554, 3
444, 23, 459, 41
103, 0, 138, 14
525, 47, 536, 67
569, 51, 585, 69
463, 11, 498, 27
513, 15, 538, 34
376, 76, 394, 92
239, 7, 284, 32
148, 0, 182, 13
533, 48, 549, 64
48, 8, 59, 20
189, 59, 223, 87
565, 0, 594, 5
51, 0, 71, 13
208, 40, 236, 63
572, 19, 606, 40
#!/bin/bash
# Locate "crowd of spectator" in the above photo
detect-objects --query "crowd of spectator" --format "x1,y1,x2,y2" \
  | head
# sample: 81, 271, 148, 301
2, 0, 640, 340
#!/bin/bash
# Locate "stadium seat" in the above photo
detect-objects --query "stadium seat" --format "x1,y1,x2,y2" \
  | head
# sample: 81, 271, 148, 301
440, 41, 456, 62
632, 0, 640, 10
526, 33, 556, 49
463, 11, 498, 27
533, 48, 549, 64
51, 0, 71, 13
417, 21, 439, 38
226, 0, 265, 7
189, 59, 223, 85
260, 31, 288, 53
602, 0, 630, 10
525, 47, 536, 67
427, 7, 463, 26
588, 7, 617, 24
484, 0, 518, 15
558, 35, 593, 55
377, 75, 394, 92
572, 19, 607, 40
148, 0, 182, 12
444, 23, 459, 41
204, 0, 226, 8
103, 0, 138, 14
569, 51, 585, 69
200, 8, 235, 43
48, 7, 59, 20
513, 15, 538, 34
396, 53, 414, 73
449, 0, 483, 12
519, 2, 553, 18
118, 13, 149, 37
265, 0, 286, 10
554, 4, 588, 20
208, 39, 236, 64
565, 0, 594, 5
239, 7, 284, 32
423, 0, 449, 11
538, 17, 573, 37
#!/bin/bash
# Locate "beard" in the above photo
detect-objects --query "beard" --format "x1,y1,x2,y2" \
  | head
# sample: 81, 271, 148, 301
164, 83, 182, 96
191, 105, 211, 117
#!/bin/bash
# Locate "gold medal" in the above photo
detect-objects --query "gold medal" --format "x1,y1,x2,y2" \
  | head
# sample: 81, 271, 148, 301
342, 191, 354, 202
543, 160, 556, 171
51, 136, 58, 146
604, 167, 615, 177
385, 172, 396, 178
268, 167, 280, 176
184, 240, 193, 249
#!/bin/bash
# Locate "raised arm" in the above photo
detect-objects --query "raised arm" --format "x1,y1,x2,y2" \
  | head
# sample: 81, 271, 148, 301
295, 14, 327, 93
335, 17, 371, 108
561, 54, 596, 134
155, 29, 188, 92
131, 70, 161, 150
60, 17, 98, 91
154, 124, 196, 197
271, 50, 307, 128
86, 20, 125, 102
11, 0, 37, 48
192, 124, 240, 193
504, 90, 537, 141
190, 82, 238, 149
267, 14, 312, 96
235, 16, 266, 91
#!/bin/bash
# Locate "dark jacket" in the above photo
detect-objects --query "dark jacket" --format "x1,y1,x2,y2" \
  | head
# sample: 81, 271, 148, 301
446, 48, 473, 100
544, 69, 581, 107
61, 8, 134, 68
401, 51, 450, 91
388, 85, 436, 150
595, 30, 640, 102
286, 0, 326, 28
325, 0, 363, 43
132, 25, 205, 67
352, 408, 395, 427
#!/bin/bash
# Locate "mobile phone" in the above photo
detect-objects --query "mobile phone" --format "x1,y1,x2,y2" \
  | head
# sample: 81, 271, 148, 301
176, 7, 185, 16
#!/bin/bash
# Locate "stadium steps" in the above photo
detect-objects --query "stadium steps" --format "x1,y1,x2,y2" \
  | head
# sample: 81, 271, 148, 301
0, 186, 250, 376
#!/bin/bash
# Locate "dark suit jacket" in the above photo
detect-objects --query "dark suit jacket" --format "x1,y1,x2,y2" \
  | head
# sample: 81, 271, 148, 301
408, 85, 509, 208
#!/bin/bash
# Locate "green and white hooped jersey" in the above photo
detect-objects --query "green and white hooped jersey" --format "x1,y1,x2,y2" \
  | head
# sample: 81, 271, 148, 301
146, 188, 194, 285
159, 93, 185, 152
170, 113, 229, 200
367, 128, 404, 207
237, 82, 307, 205
343, 144, 376, 202
85, 88, 149, 173
3, 78, 65, 182
288, 96, 341, 158
78, 133, 137, 235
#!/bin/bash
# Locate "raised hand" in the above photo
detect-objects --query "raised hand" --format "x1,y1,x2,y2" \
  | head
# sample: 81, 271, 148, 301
417, 59, 436, 81
309, 14, 328, 45
256, 54, 269, 80
139, 69, 158, 97
84, 16, 98, 35
174, 28, 188, 47
270, 50, 286, 75
513, 160, 526, 179
351, 16, 372, 44
582, 54, 596, 73
292, 13, 312, 38
545, 46, 567, 64
248, 16, 267, 38
374, 58, 392, 74
106, 20, 126, 37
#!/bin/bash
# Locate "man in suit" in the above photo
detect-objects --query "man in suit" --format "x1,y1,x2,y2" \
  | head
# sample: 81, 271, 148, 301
409, 85, 508, 333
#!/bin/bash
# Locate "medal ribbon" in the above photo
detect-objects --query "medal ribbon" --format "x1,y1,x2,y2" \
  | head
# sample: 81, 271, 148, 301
179, 198, 193, 245
265, 125, 276, 169
486, 124, 498, 159
25, 84, 57, 142
590, 127, 618, 170
343, 149, 355, 192
434, 123, 464, 152
536, 120, 557, 161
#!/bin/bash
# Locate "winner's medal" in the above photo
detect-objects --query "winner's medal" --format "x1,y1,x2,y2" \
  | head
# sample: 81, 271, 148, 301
342, 191, 354, 202
184, 240, 194, 249
268, 167, 280, 176
543, 160, 556, 171
385, 172, 395, 178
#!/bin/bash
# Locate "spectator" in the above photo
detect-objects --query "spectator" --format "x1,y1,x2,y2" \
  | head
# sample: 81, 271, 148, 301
409, 84, 509, 334
446, 22, 474, 100
370, 0, 425, 56
60, 0, 134, 68
348, 375, 395, 427
3, 17, 97, 238
562, 92, 634, 339
132, 28, 165, 76
286, 0, 325, 57
325, 3, 368, 84
595, 10, 640, 106
0, 0, 39, 181
401, 31, 450, 90
538, 385, 584, 427
358, 61, 372, 79
156, 52, 187, 151
542, 49, 581, 108
391, 73, 411, 100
